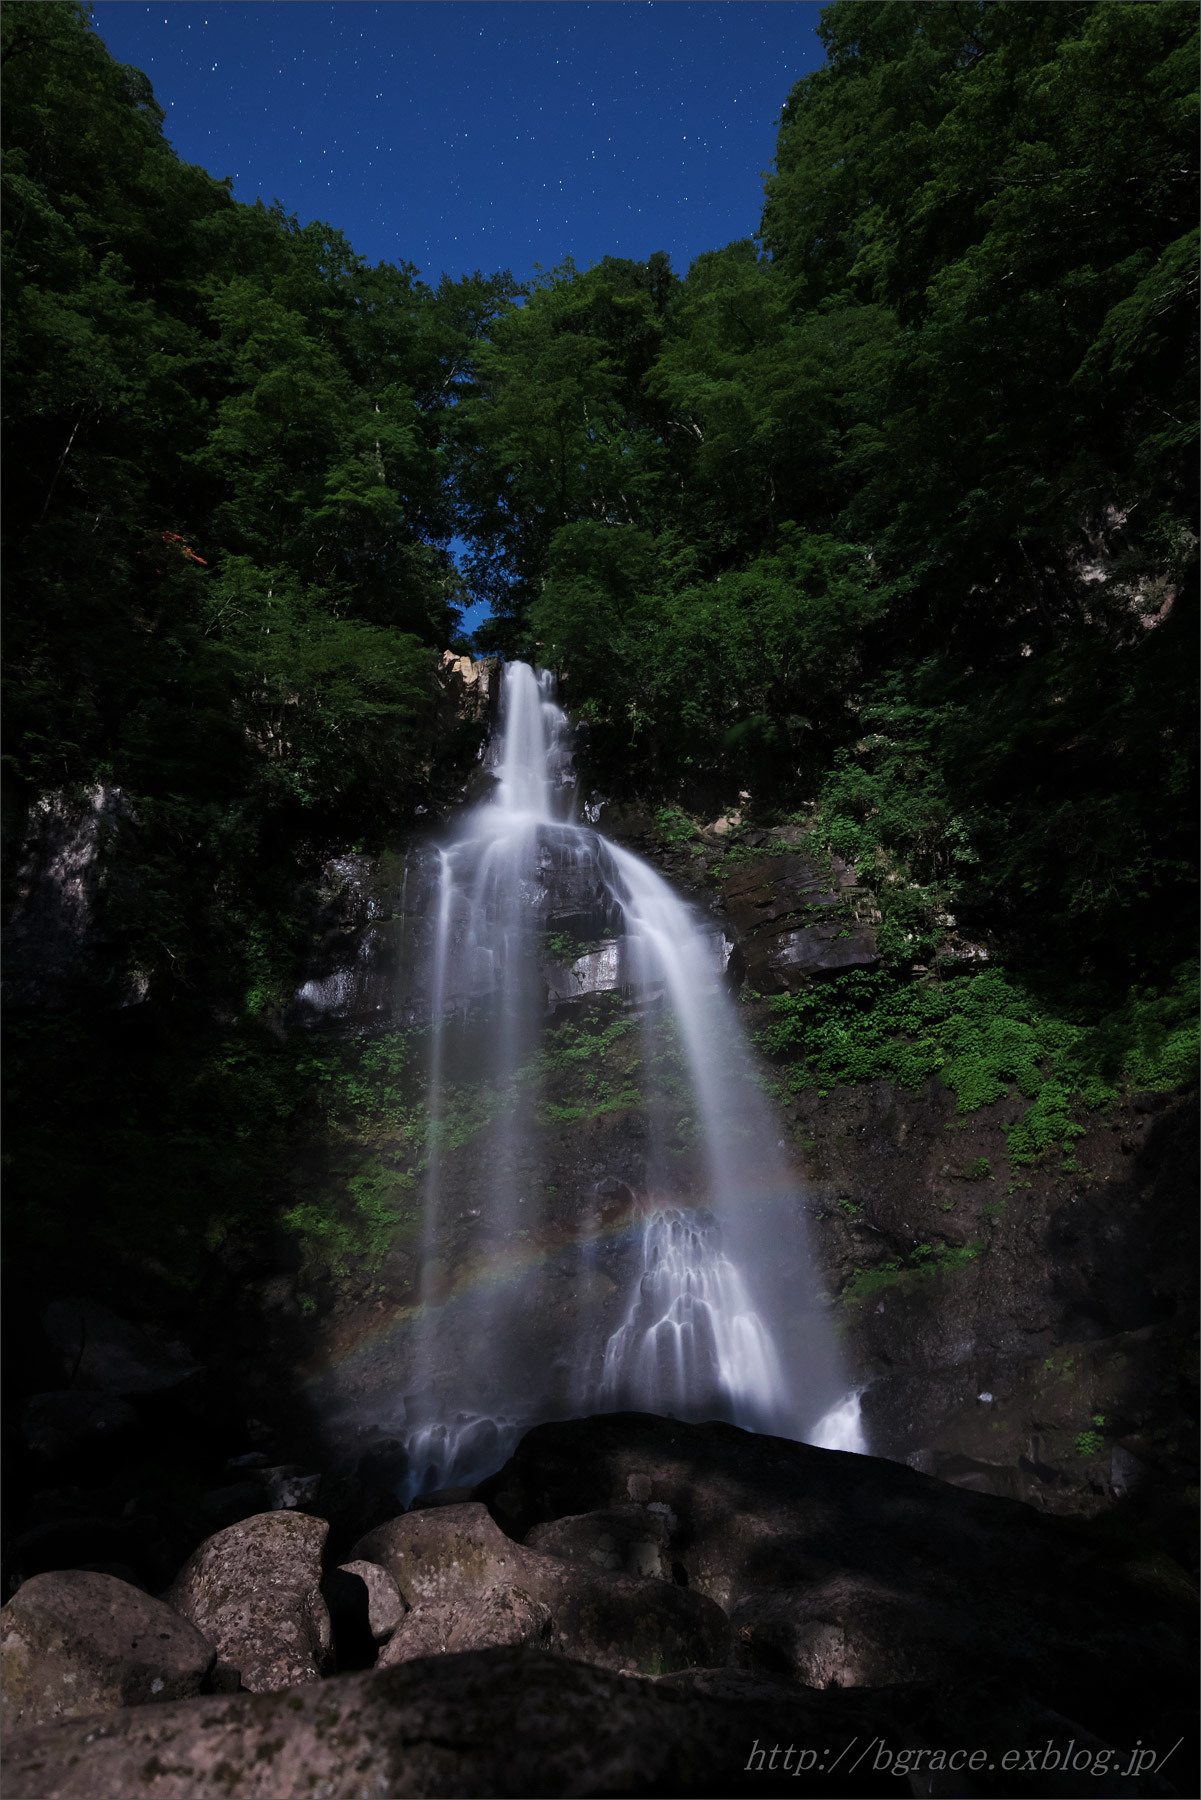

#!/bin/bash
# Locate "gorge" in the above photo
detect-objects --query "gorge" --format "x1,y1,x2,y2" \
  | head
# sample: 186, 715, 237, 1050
2, 3, 1197, 1795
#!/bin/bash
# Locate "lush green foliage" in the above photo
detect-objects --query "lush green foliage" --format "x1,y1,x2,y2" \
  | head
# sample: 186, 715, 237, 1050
458, 0, 1197, 999
1, 4, 510, 1294
840, 1238, 982, 1306
4, 3, 1195, 1303
761, 961, 1198, 1165
273, 1005, 648, 1282
3, 1, 511, 1001
3, 1007, 336, 1283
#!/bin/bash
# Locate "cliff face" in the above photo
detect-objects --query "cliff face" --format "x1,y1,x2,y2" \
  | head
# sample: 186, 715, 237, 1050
627, 827, 1198, 1538
2, 786, 143, 1010
5, 751, 1194, 1565
790, 1071, 1196, 1514
273, 805, 1195, 1545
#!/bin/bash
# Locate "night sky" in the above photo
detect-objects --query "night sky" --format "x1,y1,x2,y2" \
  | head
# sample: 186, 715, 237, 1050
89, 0, 828, 634
90, 1, 826, 285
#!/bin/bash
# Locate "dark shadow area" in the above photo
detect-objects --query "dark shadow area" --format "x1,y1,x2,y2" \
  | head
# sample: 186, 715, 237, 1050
476, 1410, 1199, 1795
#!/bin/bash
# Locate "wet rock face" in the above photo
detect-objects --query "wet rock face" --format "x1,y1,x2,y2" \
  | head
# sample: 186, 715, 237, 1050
275, 807, 1190, 1545
164, 1512, 331, 1693
352, 1501, 729, 1677
784, 1076, 1198, 1523
720, 854, 879, 990
0, 1571, 214, 1730
3, 786, 142, 1009
291, 827, 632, 1031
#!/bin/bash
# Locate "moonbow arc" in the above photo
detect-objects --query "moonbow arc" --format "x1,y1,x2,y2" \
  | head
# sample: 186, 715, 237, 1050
384, 662, 864, 1497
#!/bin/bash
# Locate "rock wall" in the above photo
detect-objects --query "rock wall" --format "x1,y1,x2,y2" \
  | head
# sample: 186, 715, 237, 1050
2, 785, 144, 1009
281, 810, 1196, 1547
789, 1073, 1196, 1520
6, 757, 1192, 1563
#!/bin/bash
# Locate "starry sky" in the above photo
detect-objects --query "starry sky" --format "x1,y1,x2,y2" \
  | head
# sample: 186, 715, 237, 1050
89, 0, 827, 636
90, 1, 827, 286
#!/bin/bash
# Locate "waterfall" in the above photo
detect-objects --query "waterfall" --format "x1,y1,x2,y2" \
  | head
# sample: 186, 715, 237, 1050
395, 663, 860, 1497
599, 1209, 787, 1430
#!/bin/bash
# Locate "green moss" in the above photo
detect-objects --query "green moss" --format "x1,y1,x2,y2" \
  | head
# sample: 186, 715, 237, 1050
760, 961, 1197, 1170
655, 805, 700, 845
282, 1163, 416, 1280
708, 841, 773, 882
527, 1006, 647, 1121
541, 927, 595, 964
535, 1012, 634, 1072
841, 1239, 982, 1304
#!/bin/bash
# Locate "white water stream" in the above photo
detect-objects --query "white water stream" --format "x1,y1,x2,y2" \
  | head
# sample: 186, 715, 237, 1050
399, 663, 863, 1495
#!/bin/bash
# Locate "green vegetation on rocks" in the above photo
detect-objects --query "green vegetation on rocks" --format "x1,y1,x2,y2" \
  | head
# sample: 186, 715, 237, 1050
760, 962, 1198, 1166
3, 1, 1195, 1308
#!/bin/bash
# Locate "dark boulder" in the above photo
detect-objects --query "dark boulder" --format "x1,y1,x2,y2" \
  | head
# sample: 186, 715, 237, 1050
527, 1501, 678, 1579
2, 1647, 1169, 1799
19, 1392, 137, 1461
728, 1573, 975, 1686
1, 1571, 214, 1730
476, 1413, 1196, 1757
352, 1501, 728, 1677
41, 1300, 200, 1397
0, 1647, 922, 1799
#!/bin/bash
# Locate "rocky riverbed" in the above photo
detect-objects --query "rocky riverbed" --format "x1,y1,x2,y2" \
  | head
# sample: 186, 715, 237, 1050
3, 1411, 1195, 1799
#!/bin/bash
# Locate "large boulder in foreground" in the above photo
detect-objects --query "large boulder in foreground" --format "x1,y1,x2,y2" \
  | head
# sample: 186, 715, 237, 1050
352, 1501, 727, 1676
3, 1647, 1168, 1799
164, 1512, 330, 1692
527, 1501, 677, 1579
728, 1574, 977, 1689
0, 1571, 214, 1730
377, 1587, 553, 1666
475, 1413, 1196, 1755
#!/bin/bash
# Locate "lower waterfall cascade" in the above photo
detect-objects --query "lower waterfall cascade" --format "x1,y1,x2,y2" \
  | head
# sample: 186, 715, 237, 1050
377, 663, 864, 1497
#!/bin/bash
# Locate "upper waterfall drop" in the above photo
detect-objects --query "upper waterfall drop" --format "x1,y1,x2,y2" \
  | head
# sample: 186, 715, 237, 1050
492, 664, 572, 821
392, 661, 859, 1498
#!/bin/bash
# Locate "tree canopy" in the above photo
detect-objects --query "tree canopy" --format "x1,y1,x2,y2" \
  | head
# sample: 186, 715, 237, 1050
2, 0, 1195, 1296
463, 0, 1197, 990
2, 0, 520, 998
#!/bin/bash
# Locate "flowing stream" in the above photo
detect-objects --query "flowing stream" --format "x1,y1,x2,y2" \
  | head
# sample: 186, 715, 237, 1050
397, 663, 863, 1495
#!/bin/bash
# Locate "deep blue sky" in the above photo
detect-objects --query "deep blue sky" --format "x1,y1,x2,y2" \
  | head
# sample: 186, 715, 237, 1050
91, 1, 826, 284
90, 1, 829, 634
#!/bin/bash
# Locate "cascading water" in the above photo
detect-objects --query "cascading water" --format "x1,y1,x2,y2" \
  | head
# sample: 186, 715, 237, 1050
599, 1209, 787, 1430
392, 663, 864, 1497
